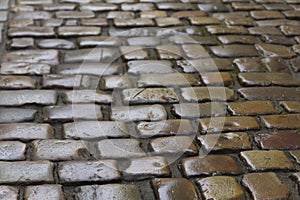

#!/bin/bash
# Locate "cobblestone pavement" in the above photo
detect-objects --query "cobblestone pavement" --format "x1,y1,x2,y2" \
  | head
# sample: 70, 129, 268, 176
0, 0, 300, 199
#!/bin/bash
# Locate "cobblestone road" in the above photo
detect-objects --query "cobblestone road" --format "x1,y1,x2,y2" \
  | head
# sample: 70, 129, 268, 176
0, 0, 300, 199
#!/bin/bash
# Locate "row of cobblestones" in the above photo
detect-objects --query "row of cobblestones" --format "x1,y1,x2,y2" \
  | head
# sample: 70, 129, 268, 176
0, 0, 300, 199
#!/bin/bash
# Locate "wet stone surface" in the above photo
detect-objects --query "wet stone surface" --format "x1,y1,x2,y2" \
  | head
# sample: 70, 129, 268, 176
1, 0, 300, 198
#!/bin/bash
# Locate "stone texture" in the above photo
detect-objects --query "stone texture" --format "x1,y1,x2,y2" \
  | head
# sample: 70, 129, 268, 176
0, 76, 35, 89
255, 131, 300, 150
42, 104, 103, 122
74, 184, 142, 200
261, 114, 300, 129
242, 172, 291, 200
63, 121, 128, 140
127, 60, 174, 74
31, 140, 91, 161
238, 87, 300, 101
197, 176, 245, 200
177, 58, 233, 72
210, 45, 259, 57
137, 120, 194, 138
24, 185, 65, 200
58, 160, 120, 183
234, 57, 265, 72
152, 178, 199, 200
181, 87, 235, 102
280, 101, 300, 113
0, 161, 53, 184
240, 150, 295, 171
182, 155, 242, 176
0, 186, 19, 200
42, 75, 90, 89
255, 43, 296, 58
150, 136, 198, 155
0, 141, 26, 161
200, 72, 233, 86
172, 102, 226, 118
96, 139, 145, 159
227, 101, 278, 115
8, 27, 55, 37
124, 156, 171, 180
0, 108, 36, 123
4, 50, 59, 65
58, 26, 101, 36
198, 132, 251, 152
137, 73, 199, 87
0, 123, 54, 141
38, 39, 75, 49
111, 105, 167, 122
0, 90, 57, 106
122, 88, 179, 104
1, 63, 51, 75
199, 116, 260, 133
100, 75, 132, 90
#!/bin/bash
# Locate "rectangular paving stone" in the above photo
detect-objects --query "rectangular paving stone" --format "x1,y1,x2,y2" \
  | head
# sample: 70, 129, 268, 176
31, 139, 91, 161
77, 36, 120, 47
0, 186, 18, 200
11, 38, 34, 48
181, 87, 235, 102
124, 156, 171, 180
74, 184, 142, 200
42, 104, 102, 122
242, 172, 291, 200
240, 150, 295, 171
200, 72, 233, 86
25, 185, 65, 200
234, 57, 265, 72
58, 160, 120, 183
120, 46, 148, 60
0, 90, 57, 106
169, 35, 217, 45
0, 123, 54, 141
199, 116, 260, 133
198, 132, 251, 152
0, 76, 35, 89
0, 108, 36, 123
150, 136, 198, 155
63, 90, 113, 104
42, 18, 63, 27
157, 3, 196, 10
122, 88, 179, 104
255, 131, 300, 150
218, 35, 259, 44
189, 17, 220, 25
280, 101, 300, 113
81, 18, 108, 26
238, 87, 300, 101
140, 10, 168, 18
137, 119, 194, 138
56, 11, 95, 19
210, 45, 259, 57
206, 25, 248, 35
238, 72, 299, 86
227, 100, 278, 115
172, 102, 226, 118
261, 114, 300, 129
0, 63, 51, 75
197, 176, 245, 200
64, 48, 118, 63
107, 11, 134, 19
127, 60, 174, 74
114, 18, 154, 27
14, 11, 52, 20
17, 0, 53, 4
9, 19, 34, 28
182, 155, 243, 177
96, 139, 145, 159
80, 3, 118, 11
255, 43, 296, 58
38, 39, 75, 49
0, 0, 9, 9
0, 161, 54, 184
100, 75, 132, 90
177, 58, 233, 72
0, 141, 26, 160
4, 50, 59, 65
127, 36, 161, 46
8, 27, 55, 37
111, 105, 167, 122
156, 45, 182, 60
57, 63, 122, 76
42, 74, 90, 89
42, 3, 76, 11
63, 121, 129, 140
152, 178, 199, 200
58, 26, 101, 36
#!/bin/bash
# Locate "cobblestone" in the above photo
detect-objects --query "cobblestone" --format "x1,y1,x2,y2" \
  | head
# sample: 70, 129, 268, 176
1, 0, 300, 198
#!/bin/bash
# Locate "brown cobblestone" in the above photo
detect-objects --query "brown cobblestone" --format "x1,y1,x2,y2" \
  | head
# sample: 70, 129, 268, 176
197, 176, 246, 200
182, 155, 243, 177
240, 150, 295, 171
181, 87, 235, 102
198, 132, 251, 152
255, 131, 300, 150
261, 114, 300, 129
0, 76, 35, 89
228, 101, 278, 116
152, 178, 199, 200
280, 101, 300, 113
100, 75, 132, 90
242, 172, 291, 200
